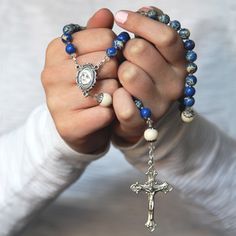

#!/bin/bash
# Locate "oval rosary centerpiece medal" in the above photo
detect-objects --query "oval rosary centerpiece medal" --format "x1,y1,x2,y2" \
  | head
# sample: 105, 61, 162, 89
76, 63, 97, 96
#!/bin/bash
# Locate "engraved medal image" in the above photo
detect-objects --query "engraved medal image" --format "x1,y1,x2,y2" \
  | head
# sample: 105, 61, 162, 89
76, 63, 97, 96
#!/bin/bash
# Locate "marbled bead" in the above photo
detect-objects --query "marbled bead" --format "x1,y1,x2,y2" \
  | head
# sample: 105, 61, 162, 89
187, 62, 198, 74
65, 43, 76, 54
112, 39, 124, 50
133, 99, 143, 110
179, 28, 190, 39
181, 109, 195, 123
63, 24, 76, 34
186, 50, 197, 62
184, 86, 196, 97
140, 107, 152, 119
186, 75, 197, 86
61, 33, 73, 44
147, 9, 159, 20
106, 47, 118, 57
184, 39, 195, 50
170, 20, 181, 31
158, 14, 170, 24
117, 32, 130, 43
184, 97, 195, 107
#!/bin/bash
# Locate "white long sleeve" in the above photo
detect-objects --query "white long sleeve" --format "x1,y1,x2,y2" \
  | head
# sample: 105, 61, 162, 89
0, 104, 108, 236
113, 104, 236, 235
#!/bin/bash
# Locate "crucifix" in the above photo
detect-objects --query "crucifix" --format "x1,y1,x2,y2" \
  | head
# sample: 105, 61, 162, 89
130, 143, 173, 232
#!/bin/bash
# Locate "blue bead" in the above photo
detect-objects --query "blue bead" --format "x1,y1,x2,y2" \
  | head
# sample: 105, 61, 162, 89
112, 39, 124, 50
184, 86, 196, 97
186, 50, 197, 62
63, 24, 76, 34
106, 47, 118, 57
117, 32, 130, 43
133, 98, 143, 110
65, 43, 76, 54
186, 75, 197, 86
61, 33, 72, 44
179, 28, 190, 39
184, 40, 195, 50
187, 62, 198, 74
147, 10, 159, 20
170, 20, 181, 31
184, 97, 195, 107
158, 14, 170, 24
140, 107, 152, 119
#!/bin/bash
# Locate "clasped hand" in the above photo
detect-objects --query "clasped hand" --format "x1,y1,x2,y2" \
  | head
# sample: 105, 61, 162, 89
41, 7, 187, 154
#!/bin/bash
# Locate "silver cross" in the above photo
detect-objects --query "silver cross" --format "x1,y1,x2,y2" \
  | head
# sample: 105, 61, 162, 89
130, 168, 172, 232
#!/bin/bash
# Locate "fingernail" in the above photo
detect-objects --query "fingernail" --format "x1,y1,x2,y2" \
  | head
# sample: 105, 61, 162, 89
115, 11, 128, 24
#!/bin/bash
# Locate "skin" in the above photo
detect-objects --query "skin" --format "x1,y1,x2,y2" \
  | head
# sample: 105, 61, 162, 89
41, 7, 187, 154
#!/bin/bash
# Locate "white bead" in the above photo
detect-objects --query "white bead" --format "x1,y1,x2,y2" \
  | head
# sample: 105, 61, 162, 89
144, 128, 158, 142
99, 93, 112, 107
181, 111, 194, 123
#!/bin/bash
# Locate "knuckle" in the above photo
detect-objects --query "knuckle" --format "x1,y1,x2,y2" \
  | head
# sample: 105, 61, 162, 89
46, 38, 61, 56
41, 67, 54, 87
158, 28, 178, 47
118, 62, 138, 84
119, 108, 135, 122
95, 28, 116, 46
126, 39, 147, 57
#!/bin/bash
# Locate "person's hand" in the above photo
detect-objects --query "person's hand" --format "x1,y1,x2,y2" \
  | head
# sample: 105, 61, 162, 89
41, 9, 119, 154
112, 7, 187, 144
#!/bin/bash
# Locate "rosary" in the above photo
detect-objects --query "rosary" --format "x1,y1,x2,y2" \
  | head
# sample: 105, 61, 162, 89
61, 8, 197, 232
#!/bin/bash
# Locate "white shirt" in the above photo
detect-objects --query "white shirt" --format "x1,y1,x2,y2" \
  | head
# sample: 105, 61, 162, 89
0, 0, 235, 235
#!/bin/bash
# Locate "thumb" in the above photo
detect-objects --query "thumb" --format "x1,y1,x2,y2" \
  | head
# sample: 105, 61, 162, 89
86, 8, 114, 29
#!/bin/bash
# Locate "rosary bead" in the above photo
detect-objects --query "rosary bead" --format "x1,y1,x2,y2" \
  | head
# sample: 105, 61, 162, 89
184, 39, 195, 50
147, 9, 159, 20
61, 33, 73, 44
140, 107, 152, 119
65, 43, 76, 54
117, 32, 131, 43
133, 98, 143, 110
170, 20, 181, 31
184, 86, 196, 97
74, 24, 85, 32
96, 93, 112, 107
179, 28, 190, 39
186, 75, 197, 86
186, 50, 197, 62
63, 24, 77, 34
112, 39, 124, 50
181, 109, 195, 123
106, 47, 118, 57
184, 97, 195, 107
158, 14, 170, 24
186, 62, 198, 74
144, 128, 159, 142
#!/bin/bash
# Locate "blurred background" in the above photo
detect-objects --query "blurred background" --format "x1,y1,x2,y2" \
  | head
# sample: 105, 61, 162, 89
1, 0, 235, 235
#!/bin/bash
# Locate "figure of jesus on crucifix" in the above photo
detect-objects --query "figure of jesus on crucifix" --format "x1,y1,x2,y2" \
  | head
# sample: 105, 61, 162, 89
130, 167, 173, 232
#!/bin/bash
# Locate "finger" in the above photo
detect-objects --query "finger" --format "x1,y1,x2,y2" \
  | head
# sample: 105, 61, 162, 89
113, 87, 145, 138
86, 8, 114, 29
46, 28, 116, 66
45, 78, 119, 112
56, 105, 115, 141
42, 51, 118, 88
118, 60, 160, 107
123, 38, 172, 84
114, 10, 185, 66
